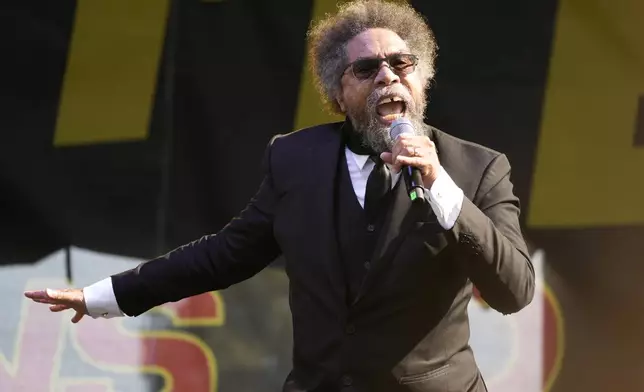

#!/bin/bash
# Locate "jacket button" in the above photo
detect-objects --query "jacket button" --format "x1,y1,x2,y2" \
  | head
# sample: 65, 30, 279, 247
366, 224, 375, 232
345, 324, 356, 334
363, 261, 371, 270
341, 375, 353, 386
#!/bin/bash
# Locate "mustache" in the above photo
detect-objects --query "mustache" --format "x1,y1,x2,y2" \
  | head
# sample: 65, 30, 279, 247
366, 85, 414, 110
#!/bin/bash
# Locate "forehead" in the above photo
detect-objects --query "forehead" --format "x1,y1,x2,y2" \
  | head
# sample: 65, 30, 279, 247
345, 28, 409, 62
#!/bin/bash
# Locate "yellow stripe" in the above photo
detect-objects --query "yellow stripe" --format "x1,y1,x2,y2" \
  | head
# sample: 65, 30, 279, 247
528, 0, 644, 227
292, 0, 346, 131
54, 0, 170, 146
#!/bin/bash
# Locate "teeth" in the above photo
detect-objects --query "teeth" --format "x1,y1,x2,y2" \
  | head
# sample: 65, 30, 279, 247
378, 96, 404, 105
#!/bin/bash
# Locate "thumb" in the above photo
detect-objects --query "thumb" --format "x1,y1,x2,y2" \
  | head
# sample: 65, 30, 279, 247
380, 152, 393, 164
71, 310, 85, 324
380, 152, 401, 173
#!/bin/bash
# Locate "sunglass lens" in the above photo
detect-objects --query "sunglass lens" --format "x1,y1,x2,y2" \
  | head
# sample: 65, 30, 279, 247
352, 59, 380, 79
390, 54, 417, 73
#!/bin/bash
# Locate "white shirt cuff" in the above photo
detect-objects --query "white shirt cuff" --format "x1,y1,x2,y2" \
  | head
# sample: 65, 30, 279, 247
83, 277, 126, 318
425, 166, 464, 230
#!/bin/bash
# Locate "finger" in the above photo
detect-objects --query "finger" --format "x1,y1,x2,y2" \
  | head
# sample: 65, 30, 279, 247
50, 304, 70, 312
46, 288, 74, 305
379, 152, 401, 173
395, 135, 435, 153
392, 137, 411, 156
71, 310, 84, 324
394, 155, 429, 170
33, 297, 58, 304
25, 290, 62, 305
414, 135, 433, 149
380, 152, 393, 165
404, 144, 438, 160
393, 139, 427, 159
400, 144, 421, 158
24, 290, 51, 300
395, 133, 428, 143
396, 133, 415, 142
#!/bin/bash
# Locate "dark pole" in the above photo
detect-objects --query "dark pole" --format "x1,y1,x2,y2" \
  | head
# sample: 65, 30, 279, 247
65, 246, 72, 282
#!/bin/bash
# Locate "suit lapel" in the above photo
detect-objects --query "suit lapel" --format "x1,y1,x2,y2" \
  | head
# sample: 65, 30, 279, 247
305, 123, 347, 306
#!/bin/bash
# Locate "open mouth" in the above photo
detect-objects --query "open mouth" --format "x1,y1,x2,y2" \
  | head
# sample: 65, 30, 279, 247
376, 96, 406, 124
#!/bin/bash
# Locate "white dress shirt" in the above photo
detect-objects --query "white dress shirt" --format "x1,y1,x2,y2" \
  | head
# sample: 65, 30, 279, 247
84, 146, 465, 318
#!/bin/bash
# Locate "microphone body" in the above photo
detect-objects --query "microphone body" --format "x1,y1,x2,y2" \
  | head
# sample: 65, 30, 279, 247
390, 118, 425, 201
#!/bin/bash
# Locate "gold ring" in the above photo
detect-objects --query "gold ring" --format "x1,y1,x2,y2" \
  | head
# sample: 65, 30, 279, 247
413, 147, 419, 157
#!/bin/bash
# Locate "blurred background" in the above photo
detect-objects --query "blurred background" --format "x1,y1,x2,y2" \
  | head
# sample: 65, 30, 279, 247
1, 0, 643, 391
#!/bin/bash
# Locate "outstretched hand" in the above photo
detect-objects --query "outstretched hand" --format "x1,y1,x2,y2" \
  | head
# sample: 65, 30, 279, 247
24, 288, 88, 323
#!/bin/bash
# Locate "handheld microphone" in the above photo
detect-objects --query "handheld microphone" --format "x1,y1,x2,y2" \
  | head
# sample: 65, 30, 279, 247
390, 118, 425, 202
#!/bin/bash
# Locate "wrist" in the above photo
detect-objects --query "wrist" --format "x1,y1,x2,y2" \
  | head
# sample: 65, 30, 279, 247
80, 288, 89, 315
422, 167, 440, 189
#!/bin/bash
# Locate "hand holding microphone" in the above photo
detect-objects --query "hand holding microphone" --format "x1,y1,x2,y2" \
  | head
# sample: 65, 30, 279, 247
380, 118, 441, 201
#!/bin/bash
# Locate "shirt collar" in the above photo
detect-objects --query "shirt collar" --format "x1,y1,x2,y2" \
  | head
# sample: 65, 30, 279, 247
346, 147, 372, 170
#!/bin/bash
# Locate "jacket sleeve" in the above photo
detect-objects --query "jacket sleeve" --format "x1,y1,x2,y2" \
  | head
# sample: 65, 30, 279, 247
449, 153, 535, 314
111, 138, 283, 316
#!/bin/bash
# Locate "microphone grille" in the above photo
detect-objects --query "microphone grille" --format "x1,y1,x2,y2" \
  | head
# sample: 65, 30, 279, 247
389, 117, 414, 140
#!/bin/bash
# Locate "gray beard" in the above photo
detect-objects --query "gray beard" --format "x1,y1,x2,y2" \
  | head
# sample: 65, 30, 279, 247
346, 87, 427, 154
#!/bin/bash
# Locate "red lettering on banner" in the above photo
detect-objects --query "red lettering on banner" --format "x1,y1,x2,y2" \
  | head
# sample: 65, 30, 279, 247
155, 292, 224, 327
70, 292, 223, 392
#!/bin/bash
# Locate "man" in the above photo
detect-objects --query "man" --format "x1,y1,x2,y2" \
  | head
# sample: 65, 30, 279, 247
25, 1, 534, 391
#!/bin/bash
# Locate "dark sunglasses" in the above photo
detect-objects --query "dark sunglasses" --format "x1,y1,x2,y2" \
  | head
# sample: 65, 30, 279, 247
343, 53, 419, 80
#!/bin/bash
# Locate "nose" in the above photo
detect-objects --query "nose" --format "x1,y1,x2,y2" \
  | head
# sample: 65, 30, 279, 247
374, 64, 400, 86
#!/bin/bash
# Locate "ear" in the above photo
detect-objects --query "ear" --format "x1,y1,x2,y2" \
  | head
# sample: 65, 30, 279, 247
336, 92, 347, 113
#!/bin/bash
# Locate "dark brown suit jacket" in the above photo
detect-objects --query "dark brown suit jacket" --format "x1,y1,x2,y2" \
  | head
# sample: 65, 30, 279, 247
111, 121, 535, 392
